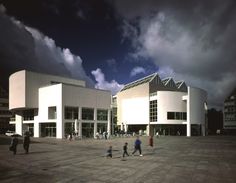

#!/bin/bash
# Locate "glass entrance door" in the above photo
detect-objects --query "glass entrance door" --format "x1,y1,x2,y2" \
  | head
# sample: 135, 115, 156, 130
41, 123, 56, 137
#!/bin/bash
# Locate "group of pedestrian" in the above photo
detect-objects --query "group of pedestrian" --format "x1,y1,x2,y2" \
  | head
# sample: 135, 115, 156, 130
9, 131, 31, 155
106, 135, 154, 159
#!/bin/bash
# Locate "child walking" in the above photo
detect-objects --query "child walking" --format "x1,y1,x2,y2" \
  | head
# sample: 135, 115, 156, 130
123, 142, 129, 158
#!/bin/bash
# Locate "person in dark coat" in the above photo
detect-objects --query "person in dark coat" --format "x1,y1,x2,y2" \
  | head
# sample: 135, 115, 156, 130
106, 146, 112, 158
10, 136, 18, 155
123, 142, 129, 158
23, 132, 30, 154
149, 135, 154, 147
132, 136, 143, 156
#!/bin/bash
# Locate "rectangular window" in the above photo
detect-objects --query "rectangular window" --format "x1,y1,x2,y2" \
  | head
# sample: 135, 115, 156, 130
82, 108, 94, 120
64, 107, 78, 120
149, 100, 157, 122
48, 106, 57, 119
97, 109, 108, 121
183, 112, 187, 120
167, 112, 187, 120
167, 112, 175, 120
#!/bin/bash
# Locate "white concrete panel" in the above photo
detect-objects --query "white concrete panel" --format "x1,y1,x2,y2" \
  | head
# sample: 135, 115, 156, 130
9, 70, 26, 109
157, 91, 187, 124
62, 85, 111, 109
121, 97, 149, 124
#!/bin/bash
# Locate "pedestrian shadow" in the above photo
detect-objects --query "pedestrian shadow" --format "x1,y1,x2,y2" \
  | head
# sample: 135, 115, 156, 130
17, 150, 55, 155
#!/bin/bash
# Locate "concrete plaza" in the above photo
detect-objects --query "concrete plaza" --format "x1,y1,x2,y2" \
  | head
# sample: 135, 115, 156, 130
0, 135, 236, 183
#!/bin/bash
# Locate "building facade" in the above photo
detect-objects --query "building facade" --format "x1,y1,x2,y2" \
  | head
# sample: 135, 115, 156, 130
116, 73, 207, 137
0, 87, 13, 133
223, 88, 236, 131
9, 70, 112, 139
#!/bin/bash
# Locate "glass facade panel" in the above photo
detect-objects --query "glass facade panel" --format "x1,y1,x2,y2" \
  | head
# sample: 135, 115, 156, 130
41, 123, 56, 137
97, 109, 108, 121
82, 108, 94, 120
149, 100, 157, 122
64, 107, 78, 120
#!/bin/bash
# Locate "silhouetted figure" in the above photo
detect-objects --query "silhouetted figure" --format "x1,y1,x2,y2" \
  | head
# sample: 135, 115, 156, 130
106, 146, 112, 158
23, 132, 30, 154
123, 142, 129, 158
10, 136, 18, 155
149, 135, 153, 147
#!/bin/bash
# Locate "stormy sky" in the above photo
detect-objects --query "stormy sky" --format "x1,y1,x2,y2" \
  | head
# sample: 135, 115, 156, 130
1, 0, 236, 109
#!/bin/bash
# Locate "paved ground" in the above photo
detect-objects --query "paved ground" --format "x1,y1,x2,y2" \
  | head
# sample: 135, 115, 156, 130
0, 135, 236, 183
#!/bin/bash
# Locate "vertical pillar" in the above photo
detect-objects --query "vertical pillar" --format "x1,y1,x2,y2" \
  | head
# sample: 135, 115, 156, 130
34, 116, 40, 138
78, 107, 82, 138
15, 114, 23, 135
94, 122, 97, 139
187, 87, 191, 137
146, 124, 150, 136
201, 124, 205, 136
107, 109, 111, 137
74, 119, 78, 133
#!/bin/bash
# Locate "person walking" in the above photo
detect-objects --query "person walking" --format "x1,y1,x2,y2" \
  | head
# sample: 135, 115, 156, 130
132, 136, 143, 156
106, 146, 112, 158
123, 142, 129, 158
10, 135, 18, 155
23, 131, 30, 154
149, 135, 153, 147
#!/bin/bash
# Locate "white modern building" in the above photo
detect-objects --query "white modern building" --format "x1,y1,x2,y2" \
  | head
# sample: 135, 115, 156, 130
116, 73, 207, 137
9, 70, 112, 139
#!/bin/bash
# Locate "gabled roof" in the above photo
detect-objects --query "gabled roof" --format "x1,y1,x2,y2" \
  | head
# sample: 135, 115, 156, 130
119, 73, 187, 93
176, 81, 185, 88
120, 73, 157, 92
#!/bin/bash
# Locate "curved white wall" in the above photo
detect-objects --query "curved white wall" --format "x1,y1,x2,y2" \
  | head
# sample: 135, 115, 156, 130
188, 87, 207, 125
157, 91, 187, 124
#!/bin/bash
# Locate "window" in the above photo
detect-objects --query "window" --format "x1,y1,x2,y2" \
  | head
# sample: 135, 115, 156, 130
149, 100, 157, 122
23, 109, 34, 120
82, 108, 94, 120
97, 109, 108, 121
167, 112, 187, 120
64, 107, 78, 120
48, 106, 57, 119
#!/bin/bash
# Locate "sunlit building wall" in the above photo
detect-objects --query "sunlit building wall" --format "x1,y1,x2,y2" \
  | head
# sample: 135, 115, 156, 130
117, 73, 207, 136
9, 70, 111, 139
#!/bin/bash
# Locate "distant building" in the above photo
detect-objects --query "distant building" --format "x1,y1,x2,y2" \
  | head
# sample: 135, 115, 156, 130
0, 86, 13, 133
9, 70, 112, 139
223, 88, 236, 131
207, 108, 223, 135
116, 73, 207, 137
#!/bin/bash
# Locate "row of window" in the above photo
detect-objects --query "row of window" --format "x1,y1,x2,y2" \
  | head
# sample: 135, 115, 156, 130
224, 114, 236, 121
149, 100, 187, 121
224, 107, 236, 112
167, 112, 187, 120
48, 106, 108, 121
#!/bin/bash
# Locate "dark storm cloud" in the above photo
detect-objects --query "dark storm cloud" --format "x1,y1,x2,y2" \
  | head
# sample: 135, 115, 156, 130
0, 8, 94, 88
111, 0, 236, 108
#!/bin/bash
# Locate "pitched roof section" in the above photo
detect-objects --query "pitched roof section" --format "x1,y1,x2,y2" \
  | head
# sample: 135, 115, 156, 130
120, 73, 157, 92
162, 78, 177, 89
119, 73, 188, 93
176, 81, 187, 92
